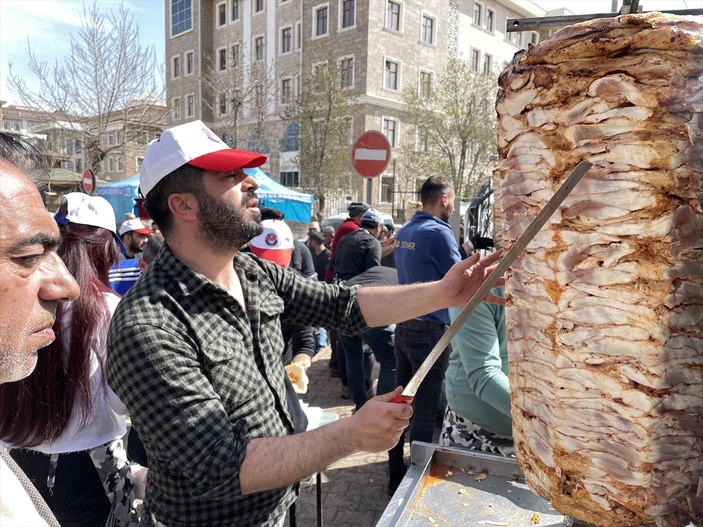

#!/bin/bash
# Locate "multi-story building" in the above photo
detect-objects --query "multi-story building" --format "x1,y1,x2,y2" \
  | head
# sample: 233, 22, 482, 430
164, 0, 563, 216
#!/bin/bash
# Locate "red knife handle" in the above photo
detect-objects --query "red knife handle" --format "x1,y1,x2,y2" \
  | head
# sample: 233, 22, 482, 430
392, 394, 414, 404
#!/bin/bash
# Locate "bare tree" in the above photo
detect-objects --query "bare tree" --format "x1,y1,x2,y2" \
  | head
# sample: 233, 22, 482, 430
284, 62, 353, 216
401, 57, 497, 199
8, 1, 164, 174
200, 52, 274, 150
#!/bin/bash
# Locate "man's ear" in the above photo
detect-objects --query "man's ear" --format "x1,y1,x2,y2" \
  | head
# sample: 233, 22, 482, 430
167, 193, 199, 223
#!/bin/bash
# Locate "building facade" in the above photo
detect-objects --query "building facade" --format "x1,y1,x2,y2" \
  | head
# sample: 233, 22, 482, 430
164, 0, 558, 217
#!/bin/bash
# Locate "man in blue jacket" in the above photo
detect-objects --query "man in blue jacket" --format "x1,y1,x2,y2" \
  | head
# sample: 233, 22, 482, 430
388, 175, 462, 493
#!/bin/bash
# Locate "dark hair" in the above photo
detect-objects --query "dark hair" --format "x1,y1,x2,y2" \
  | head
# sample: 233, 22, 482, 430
0, 131, 49, 188
260, 207, 284, 220
0, 224, 119, 447
307, 230, 324, 244
420, 176, 453, 207
144, 164, 205, 237
361, 219, 380, 229
142, 233, 164, 265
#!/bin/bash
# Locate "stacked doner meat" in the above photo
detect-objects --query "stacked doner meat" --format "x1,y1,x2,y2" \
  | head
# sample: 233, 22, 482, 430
495, 13, 703, 527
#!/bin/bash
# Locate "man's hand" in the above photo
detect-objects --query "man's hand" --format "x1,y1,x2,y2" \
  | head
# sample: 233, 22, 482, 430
347, 387, 412, 452
439, 250, 505, 308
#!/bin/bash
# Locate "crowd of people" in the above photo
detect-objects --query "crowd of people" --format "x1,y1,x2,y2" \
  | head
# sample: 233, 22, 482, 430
0, 120, 510, 527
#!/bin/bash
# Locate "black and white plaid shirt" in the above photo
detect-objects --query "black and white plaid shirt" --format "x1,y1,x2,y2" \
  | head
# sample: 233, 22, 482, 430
106, 244, 366, 527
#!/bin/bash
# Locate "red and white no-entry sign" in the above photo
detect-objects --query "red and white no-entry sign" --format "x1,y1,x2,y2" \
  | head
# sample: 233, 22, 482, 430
352, 130, 391, 178
82, 169, 96, 194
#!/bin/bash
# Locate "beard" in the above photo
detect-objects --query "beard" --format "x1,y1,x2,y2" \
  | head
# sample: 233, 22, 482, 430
196, 190, 263, 254
439, 207, 451, 223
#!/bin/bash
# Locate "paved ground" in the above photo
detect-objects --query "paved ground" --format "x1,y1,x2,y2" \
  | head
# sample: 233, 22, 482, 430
284, 346, 409, 527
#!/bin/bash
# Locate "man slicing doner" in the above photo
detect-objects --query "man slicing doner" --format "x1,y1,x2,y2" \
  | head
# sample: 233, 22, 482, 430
105, 120, 503, 527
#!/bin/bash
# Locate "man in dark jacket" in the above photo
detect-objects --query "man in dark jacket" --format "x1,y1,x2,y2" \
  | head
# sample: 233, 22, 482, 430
333, 209, 383, 282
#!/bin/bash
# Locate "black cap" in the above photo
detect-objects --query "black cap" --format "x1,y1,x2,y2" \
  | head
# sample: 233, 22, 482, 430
348, 202, 370, 217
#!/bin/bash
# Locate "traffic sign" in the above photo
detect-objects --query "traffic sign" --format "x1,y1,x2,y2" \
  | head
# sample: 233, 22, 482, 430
82, 169, 96, 194
352, 130, 391, 178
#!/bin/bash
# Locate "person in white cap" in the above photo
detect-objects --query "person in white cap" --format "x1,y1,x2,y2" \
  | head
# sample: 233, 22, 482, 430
0, 192, 139, 527
105, 120, 503, 527
118, 218, 153, 259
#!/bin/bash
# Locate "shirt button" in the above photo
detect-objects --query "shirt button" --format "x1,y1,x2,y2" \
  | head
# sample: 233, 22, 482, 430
225, 348, 234, 356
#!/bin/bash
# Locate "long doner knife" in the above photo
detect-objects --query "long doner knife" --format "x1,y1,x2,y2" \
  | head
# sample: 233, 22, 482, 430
392, 161, 593, 404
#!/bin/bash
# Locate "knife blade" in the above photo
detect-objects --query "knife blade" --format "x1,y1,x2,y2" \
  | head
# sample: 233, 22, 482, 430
392, 161, 593, 404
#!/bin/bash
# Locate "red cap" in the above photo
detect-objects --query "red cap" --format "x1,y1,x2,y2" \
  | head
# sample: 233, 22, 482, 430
188, 149, 267, 173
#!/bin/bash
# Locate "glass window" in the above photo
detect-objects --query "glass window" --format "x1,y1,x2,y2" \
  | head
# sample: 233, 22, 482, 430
483, 54, 492, 75
232, 0, 240, 21
341, 0, 355, 28
172, 97, 182, 119
485, 9, 494, 32
384, 59, 399, 90
218, 93, 227, 115
416, 127, 428, 151
281, 27, 292, 53
255, 84, 264, 107
386, 1, 400, 31
231, 44, 240, 65
381, 175, 393, 202
172, 56, 181, 78
171, 0, 192, 36
254, 0, 264, 12
280, 171, 299, 187
419, 70, 432, 98
255, 36, 265, 61
340, 57, 354, 88
185, 51, 193, 74
186, 94, 194, 117
280, 122, 300, 152
217, 2, 226, 26
421, 15, 434, 44
382, 118, 397, 148
296, 22, 302, 48
473, 2, 482, 26
280, 78, 292, 105
470, 49, 480, 72
218, 48, 227, 70
315, 6, 328, 36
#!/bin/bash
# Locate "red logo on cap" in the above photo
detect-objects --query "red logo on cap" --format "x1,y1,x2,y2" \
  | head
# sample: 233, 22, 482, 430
265, 232, 278, 246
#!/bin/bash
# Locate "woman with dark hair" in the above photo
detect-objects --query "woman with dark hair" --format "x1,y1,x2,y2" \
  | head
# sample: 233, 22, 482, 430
0, 195, 138, 527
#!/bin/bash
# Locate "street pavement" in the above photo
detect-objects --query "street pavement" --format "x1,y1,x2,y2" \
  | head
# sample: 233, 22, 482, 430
285, 346, 410, 527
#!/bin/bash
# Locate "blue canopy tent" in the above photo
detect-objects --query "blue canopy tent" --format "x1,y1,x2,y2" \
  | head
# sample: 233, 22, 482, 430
244, 168, 313, 223
96, 169, 314, 224
96, 174, 140, 221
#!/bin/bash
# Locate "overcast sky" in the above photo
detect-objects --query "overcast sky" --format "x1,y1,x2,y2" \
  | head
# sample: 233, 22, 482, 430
0, 0, 700, 105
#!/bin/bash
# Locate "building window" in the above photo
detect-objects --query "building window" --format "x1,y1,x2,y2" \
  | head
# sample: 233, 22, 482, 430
137, 130, 149, 145
216, 2, 226, 26
171, 0, 192, 36
231, 44, 240, 65
232, 0, 240, 21
386, 1, 401, 31
172, 56, 181, 78
341, 0, 355, 28
255, 84, 265, 107
483, 53, 493, 75
107, 131, 116, 146
172, 97, 182, 119
340, 57, 354, 88
280, 171, 299, 187
218, 47, 227, 70
280, 122, 300, 151
218, 93, 227, 115
254, 0, 264, 12
473, 2, 483, 26
416, 127, 428, 151
384, 59, 399, 90
314, 5, 329, 37
485, 8, 495, 32
136, 156, 144, 171
255, 36, 265, 61
296, 22, 302, 48
421, 14, 434, 44
382, 117, 397, 147
419, 70, 432, 98
380, 175, 394, 202
281, 27, 292, 53
186, 94, 194, 117
185, 51, 194, 74
280, 78, 292, 105
470, 49, 480, 72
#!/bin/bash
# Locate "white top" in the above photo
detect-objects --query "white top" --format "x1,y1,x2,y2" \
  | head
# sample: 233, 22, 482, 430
0, 453, 49, 526
2, 293, 128, 454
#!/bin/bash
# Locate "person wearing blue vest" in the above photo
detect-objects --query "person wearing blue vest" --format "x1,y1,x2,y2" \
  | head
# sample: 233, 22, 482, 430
108, 219, 152, 294
388, 175, 462, 494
